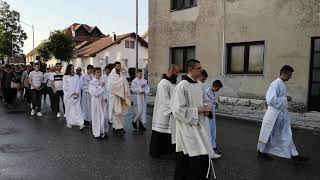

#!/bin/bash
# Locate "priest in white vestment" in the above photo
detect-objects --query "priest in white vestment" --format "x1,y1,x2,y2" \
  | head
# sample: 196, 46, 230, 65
171, 59, 215, 180
63, 64, 86, 130
108, 62, 130, 136
257, 65, 308, 162
149, 65, 180, 158
89, 67, 109, 139
79, 65, 94, 124
131, 69, 150, 131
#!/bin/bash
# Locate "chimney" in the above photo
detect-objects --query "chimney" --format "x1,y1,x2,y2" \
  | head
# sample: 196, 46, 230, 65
113, 32, 116, 41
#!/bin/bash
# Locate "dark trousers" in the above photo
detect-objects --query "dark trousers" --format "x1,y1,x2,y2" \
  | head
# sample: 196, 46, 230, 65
48, 87, 54, 111
3, 88, 16, 104
175, 152, 210, 180
24, 87, 32, 103
149, 130, 174, 158
52, 90, 65, 114
31, 89, 41, 112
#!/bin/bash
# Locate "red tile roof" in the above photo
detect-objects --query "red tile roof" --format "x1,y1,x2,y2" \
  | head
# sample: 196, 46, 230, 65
26, 23, 107, 58
64, 23, 105, 36
73, 32, 148, 57
26, 49, 36, 57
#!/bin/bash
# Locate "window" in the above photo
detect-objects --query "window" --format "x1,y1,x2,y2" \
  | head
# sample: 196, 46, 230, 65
226, 41, 265, 74
171, 46, 195, 72
105, 56, 109, 64
122, 59, 128, 69
125, 40, 135, 49
130, 41, 135, 49
171, 0, 197, 11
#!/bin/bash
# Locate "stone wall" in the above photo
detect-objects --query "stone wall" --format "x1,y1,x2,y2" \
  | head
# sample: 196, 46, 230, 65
218, 96, 307, 113
149, 0, 320, 107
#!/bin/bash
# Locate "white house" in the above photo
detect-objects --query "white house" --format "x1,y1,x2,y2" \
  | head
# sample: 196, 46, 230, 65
71, 32, 148, 74
142, 31, 148, 43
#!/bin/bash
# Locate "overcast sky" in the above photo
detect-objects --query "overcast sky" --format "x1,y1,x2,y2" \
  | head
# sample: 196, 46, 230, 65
6, 0, 148, 54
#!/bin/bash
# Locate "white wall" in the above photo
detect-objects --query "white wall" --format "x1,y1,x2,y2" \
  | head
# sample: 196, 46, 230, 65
95, 36, 148, 70
71, 37, 148, 73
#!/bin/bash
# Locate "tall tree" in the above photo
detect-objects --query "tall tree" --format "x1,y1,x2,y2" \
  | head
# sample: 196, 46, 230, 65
0, 0, 27, 57
48, 30, 74, 62
36, 41, 51, 62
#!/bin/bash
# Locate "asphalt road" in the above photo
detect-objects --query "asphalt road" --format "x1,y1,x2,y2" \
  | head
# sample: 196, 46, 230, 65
0, 101, 319, 180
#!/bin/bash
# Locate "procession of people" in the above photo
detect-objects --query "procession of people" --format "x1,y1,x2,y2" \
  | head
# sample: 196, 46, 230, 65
0, 60, 310, 179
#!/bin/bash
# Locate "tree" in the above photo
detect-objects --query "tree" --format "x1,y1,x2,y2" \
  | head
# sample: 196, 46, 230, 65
48, 30, 74, 62
36, 41, 51, 61
0, 0, 27, 57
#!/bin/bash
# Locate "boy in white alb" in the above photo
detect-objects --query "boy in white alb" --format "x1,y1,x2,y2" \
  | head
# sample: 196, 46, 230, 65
131, 69, 150, 131
205, 80, 223, 156
89, 67, 109, 139
79, 65, 94, 124
63, 64, 86, 130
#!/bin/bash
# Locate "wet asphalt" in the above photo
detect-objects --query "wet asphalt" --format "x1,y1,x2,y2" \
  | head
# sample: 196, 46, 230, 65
0, 99, 319, 180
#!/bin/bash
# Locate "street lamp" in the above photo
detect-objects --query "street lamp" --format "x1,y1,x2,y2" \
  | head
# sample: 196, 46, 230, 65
136, 0, 139, 72
20, 21, 35, 61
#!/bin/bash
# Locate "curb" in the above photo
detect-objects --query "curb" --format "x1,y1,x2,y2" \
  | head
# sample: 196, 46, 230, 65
147, 102, 320, 134
215, 113, 320, 134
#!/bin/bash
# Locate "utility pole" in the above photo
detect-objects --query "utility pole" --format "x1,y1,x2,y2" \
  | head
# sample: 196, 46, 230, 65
21, 21, 35, 62
135, 0, 139, 72
32, 24, 34, 52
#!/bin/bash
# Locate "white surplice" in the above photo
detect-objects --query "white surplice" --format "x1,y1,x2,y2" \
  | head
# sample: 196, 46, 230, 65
257, 78, 299, 158
131, 77, 150, 124
151, 79, 176, 134
63, 75, 84, 126
171, 77, 214, 158
79, 73, 94, 122
102, 74, 109, 123
89, 78, 109, 137
108, 69, 130, 130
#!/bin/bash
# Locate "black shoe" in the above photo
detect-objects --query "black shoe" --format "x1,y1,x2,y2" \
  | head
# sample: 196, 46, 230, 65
132, 121, 138, 129
138, 121, 146, 131
102, 133, 108, 139
213, 148, 222, 154
292, 155, 309, 162
115, 129, 125, 137
120, 128, 126, 134
257, 151, 273, 160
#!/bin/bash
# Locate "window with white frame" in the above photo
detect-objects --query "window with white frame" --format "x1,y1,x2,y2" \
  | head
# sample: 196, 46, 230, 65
122, 59, 128, 69
125, 40, 135, 49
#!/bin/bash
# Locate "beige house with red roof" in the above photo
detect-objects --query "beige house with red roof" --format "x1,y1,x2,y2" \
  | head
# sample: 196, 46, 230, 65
26, 23, 106, 66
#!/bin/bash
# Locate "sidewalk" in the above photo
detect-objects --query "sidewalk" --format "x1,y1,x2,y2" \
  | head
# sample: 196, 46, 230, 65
146, 96, 320, 132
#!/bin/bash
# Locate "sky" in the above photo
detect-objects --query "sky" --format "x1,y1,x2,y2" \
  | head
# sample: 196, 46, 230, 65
5, 0, 148, 54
